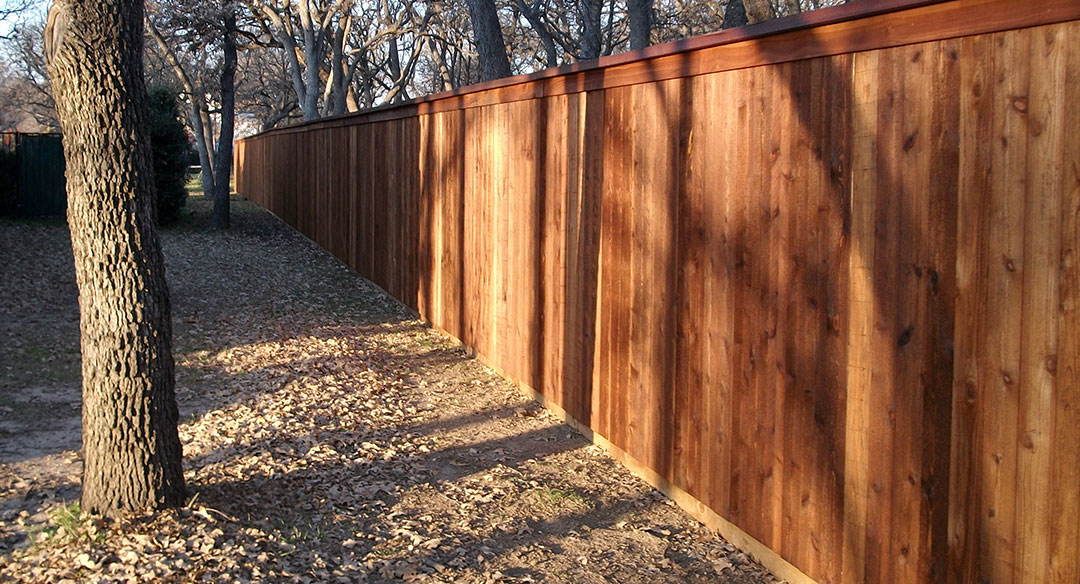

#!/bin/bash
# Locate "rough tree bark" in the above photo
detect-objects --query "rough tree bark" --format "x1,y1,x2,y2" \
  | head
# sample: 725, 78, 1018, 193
626, 0, 652, 50
721, 0, 748, 29
45, 0, 185, 516
211, 0, 236, 230
578, 0, 602, 59
464, 0, 511, 81
741, 0, 774, 24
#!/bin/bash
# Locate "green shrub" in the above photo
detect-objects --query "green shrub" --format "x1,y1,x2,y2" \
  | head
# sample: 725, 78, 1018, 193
148, 87, 191, 225
0, 147, 16, 216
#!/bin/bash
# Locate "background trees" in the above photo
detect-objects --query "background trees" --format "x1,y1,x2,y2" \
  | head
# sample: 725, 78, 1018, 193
0, 0, 847, 231
145, 0, 235, 228
0, 19, 58, 131
3, 0, 854, 198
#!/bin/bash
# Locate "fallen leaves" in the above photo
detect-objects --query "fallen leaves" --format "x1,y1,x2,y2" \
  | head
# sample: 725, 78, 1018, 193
0, 200, 780, 584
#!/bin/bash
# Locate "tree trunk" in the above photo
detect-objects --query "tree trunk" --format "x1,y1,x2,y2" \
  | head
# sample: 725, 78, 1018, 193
428, 38, 456, 90
626, 0, 652, 50
465, 0, 511, 81
578, 0, 602, 60
742, 0, 774, 23
301, 26, 322, 120
513, 0, 559, 67
191, 110, 215, 195
211, 0, 236, 230
146, 20, 215, 195
45, 0, 185, 517
722, 0, 748, 29
330, 19, 349, 117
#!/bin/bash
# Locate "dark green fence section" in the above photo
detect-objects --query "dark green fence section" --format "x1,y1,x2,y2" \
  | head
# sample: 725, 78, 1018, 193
0, 134, 15, 216
0, 133, 66, 217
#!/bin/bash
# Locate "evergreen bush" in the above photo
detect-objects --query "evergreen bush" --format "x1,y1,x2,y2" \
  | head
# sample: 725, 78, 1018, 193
148, 87, 191, 225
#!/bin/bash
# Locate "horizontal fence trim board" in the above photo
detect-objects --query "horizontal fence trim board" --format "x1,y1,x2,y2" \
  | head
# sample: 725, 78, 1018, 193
244, 0, 1080, 138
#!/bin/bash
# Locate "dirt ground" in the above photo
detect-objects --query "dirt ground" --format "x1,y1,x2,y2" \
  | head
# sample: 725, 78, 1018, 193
0, 197, 780, 583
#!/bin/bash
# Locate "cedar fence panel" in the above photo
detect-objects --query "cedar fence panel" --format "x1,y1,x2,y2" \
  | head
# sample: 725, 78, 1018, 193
234, 1, 1080, 582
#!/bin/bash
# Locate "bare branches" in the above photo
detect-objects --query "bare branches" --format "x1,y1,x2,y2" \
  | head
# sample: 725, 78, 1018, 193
0, 0, 33, 41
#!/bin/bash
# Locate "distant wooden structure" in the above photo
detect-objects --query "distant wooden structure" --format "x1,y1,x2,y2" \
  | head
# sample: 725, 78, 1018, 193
235, 1, 1080, 582
0, 133, 66, 217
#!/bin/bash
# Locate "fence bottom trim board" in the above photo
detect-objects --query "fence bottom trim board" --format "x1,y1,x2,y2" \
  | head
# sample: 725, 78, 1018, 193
422, 320, 819, 584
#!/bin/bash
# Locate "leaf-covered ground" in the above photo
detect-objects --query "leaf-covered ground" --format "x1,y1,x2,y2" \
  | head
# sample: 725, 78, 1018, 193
0, 198, 780, 583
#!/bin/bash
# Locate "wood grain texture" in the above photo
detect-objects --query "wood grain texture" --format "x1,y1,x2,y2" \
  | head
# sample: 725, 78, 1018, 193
234, 9, 1080, 584
843, 48, 877, 584
1050, 23, 1080, 584
1015, 25, 1065, 583
949, 31, 993, 584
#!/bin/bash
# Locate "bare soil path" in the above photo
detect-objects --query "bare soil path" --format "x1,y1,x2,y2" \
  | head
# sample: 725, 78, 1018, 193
0, 198, 780, 583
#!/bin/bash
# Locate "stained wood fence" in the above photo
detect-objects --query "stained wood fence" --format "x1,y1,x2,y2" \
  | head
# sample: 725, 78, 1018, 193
235, 0, 1080, 582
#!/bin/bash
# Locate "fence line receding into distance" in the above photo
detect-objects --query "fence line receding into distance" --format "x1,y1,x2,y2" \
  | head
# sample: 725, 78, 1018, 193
235, 1, 1080, 582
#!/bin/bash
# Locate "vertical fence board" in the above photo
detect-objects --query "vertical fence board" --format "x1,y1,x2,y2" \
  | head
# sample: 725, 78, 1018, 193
923, 38, 960, 584
1014, 24, 1066, 583
626, 80, 679, 476
844, 47, 876, 584
598, 86, 632, 447
541, 96, 569, 406
984, 29, 1030, 584
1050, 22, 1080, 584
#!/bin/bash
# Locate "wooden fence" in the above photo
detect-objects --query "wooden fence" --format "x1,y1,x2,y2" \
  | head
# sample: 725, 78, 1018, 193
235, 0, 1080, 582
0, 133, 66, 217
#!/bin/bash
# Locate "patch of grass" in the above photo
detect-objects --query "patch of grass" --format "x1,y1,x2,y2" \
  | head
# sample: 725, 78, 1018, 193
276, 518, 327, 545
9, 343, 81, 384
184, 173, 203, 194
30, 502, 104, 549
534, 487, 590, 509
369, 544, 403, 558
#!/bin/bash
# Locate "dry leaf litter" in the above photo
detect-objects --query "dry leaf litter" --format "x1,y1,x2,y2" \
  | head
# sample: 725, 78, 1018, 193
0, 198, 781, 583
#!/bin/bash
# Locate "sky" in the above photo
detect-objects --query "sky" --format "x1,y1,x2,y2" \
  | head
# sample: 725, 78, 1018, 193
0, 1, 45, 39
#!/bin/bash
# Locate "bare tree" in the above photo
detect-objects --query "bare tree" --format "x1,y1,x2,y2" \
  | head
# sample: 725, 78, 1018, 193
0, 19, 60, 131
234, 46, 300, 130
0, 0, 33, 40
146, 14, 217, 197
626, 0, 651, 49
578, 0, 602, 59
721, 0, 748, 29
146, 0, 237, 228
464, 0, 510, 81
246, 0, 348, 120
44, 0, 185, 516
346, 0, 434, 108
509, 0, 559, 67
418, 2, 481, 90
